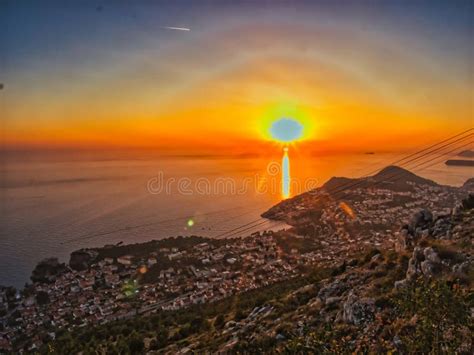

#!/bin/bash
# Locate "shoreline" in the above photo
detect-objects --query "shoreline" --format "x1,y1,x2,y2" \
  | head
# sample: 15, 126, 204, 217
1, 167, 472, 289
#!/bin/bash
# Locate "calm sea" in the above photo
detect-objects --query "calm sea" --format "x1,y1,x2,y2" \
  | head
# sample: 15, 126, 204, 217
0, 151, 471, 288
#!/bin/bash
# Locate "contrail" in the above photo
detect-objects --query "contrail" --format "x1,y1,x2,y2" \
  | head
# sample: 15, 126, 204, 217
162, 26, 190, 31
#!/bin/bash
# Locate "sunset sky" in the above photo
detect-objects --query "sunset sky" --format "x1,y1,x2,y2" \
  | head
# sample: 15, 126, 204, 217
1, 0, 473, 154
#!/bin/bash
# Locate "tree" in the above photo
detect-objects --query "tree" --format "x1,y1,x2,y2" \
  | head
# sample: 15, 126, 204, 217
214, 314, 225, 329
36, 291, 50, 305
128, 337, 144, 354
234, 309, 246, 322
395, 279, 470, 353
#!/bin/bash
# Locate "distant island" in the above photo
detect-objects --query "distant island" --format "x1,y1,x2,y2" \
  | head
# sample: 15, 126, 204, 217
444, 149, 473, 166
445, 159, 474, 167
458, 149, 474, 158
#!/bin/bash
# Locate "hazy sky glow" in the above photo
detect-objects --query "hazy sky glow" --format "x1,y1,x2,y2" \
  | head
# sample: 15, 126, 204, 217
1, 0, 472, 154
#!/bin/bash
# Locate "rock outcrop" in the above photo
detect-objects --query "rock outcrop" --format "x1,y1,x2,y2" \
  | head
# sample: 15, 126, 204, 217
317, 278, 348, 302
397, 198, 473, 285
341, 291, 375, 325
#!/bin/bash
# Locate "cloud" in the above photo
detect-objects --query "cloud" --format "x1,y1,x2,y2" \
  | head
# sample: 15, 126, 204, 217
162, 26, 190, 31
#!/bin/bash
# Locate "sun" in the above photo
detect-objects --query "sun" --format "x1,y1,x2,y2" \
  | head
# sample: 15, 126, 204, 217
256, 102, 315, 143
270, 118, 304, 143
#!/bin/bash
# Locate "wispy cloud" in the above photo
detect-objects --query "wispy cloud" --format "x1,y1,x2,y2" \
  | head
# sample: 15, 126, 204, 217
162, 26, 191, 31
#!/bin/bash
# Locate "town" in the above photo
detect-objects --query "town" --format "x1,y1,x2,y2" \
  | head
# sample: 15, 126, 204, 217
1, 232, 309, 351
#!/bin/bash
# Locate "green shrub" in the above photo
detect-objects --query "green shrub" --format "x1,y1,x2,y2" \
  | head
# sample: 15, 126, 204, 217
394, 278, 471, 353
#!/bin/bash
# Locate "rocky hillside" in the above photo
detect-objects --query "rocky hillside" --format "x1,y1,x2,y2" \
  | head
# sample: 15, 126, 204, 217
207, 196, 473, 353
44, 195, 473, 354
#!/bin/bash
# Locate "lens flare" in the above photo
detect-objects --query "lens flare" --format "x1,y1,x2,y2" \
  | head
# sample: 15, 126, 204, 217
339, 202, 356, 219
122, 279, 139, 297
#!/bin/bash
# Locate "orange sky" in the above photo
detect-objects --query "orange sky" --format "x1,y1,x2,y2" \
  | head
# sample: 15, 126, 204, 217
2, 3, 472, 155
